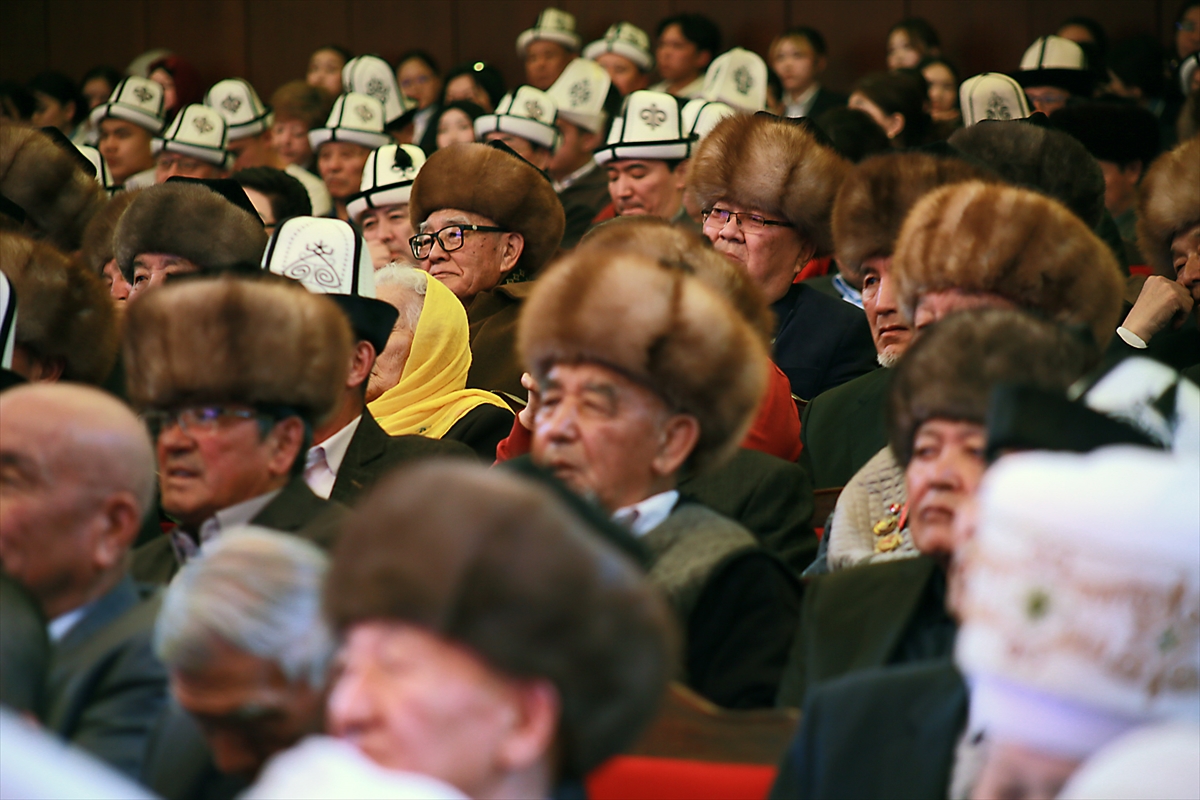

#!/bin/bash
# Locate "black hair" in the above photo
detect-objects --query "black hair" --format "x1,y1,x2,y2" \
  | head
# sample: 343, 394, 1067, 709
1107, 35, 1167, 98
1058, 16, 1109, 63
917, 55, 960, 82
26, 71, 84, 124
81, 65, 122, 90
397, 50, 440, 76
655, 13, 722, 57
233, 167, 311, 222
313, 44, 352, 63
0, 82, 35, 121
780, 26, 828, 58
853, 69, 933, 147
889, 17, 941, 52
813, 106, 892, 162
1178, 0, 1200, 25
442, 61, 506, 110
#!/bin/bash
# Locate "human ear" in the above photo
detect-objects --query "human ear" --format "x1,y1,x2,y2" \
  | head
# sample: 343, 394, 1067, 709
652, 414, 701, 477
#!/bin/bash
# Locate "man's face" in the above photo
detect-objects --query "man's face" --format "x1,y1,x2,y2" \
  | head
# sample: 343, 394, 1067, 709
98, 118, 155, 184
607, 159, 685, 220
546, 119, 596, 176
360, 204, 415, 267
771, 38, 822, 95
703, 201, 810, 304
155, 152, 227, 184
129, 253, 201, 299
82, 77, 113, 111
272, 118, 314, 168
317, 142, 371, 201
655, 24, 707, 84
913, 289, 1018, 331
905, 419, 987, 568
1172, 223, 1200, 304
328, 621, 537, 797
532, 362, 685, 512
860, 256, 912, 366
306, 48, 345, 98
172, 637, 324, 778
1023, 86, 1071, 116
595, 53, 649, 96
101, 259, 131, 305
416, 208, 516, 304
398, 58, 442, 109
1099, 160, 1142, 218
524, 41, 574, 91
227, 132, 273, 171
482, 131, 550, 170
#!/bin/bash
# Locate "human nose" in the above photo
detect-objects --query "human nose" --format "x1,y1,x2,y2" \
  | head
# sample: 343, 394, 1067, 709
874, 271, 898, 314
326, 666, 373, 737
1180, 252, 1200, 290
536, 399, 580, 443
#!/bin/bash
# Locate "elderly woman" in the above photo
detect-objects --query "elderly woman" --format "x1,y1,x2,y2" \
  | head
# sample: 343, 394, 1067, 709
688, 113, 877, 401
367, 265, 514, 461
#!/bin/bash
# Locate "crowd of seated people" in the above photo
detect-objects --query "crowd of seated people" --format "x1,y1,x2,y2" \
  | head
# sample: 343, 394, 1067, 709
1, 3, 1198, 799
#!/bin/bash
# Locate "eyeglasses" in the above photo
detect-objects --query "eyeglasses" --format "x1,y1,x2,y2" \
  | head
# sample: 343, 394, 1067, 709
409, 224, 509, 260
141, 405, 261, 438
701, 208, 793, 233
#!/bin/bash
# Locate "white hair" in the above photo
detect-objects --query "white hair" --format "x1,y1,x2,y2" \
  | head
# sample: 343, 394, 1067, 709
155, 526, 334, 687
374, 263, 427, 334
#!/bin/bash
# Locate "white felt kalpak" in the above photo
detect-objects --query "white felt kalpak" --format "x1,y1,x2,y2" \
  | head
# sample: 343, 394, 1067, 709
342, 55, 412, 124
701, 48, 767, 113
76, 143, 118, 193
309, 93, 391, 151
206, 78, 274, 140
0, 272, 16, 371
959, 73, 1032, 126
262, 216, 377, 298
88, 76, 165, 133
345, 144, 426, 223
516, 7, 581, 56
151, 104, 232, 168
593, 90, 690, 165
682, 98, 737, 141
1076, 357, 1200, 454
583, 22, 653, 72
1020, 35, 1088, 71
548, 58, 612, 133
474, 86, 560, 150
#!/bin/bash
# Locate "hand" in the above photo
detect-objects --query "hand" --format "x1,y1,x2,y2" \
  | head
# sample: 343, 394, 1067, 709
1121, 275, 1195, 342
366, 238, 392, 269
517, 372, 540, 431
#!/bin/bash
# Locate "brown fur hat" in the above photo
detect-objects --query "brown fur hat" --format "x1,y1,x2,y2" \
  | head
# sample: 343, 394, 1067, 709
1136, 136, 1200, 278
519, 249, 769, 473
688, 113, 850, 256
326, 460, 676, 780
113, 182, 268, 281
122, 276, 351, 426
832, 152, 998, 282
0, 121, 106, 252
948, 121, 1106, 228
0, 233, 118, 384
80, 190, 141, 275
408, 142, 565, 277
888, 308, 1096, 465
578, 216, 774, 345
893, 182, 1124, 349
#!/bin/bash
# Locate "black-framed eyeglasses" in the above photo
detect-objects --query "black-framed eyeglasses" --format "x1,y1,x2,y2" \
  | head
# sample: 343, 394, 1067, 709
141, 405, 262, 438
409, 224, 509, 260
701, 208, 793, 233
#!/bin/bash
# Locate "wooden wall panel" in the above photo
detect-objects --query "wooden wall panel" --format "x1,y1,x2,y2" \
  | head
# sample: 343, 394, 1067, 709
349, 0, 455, 68
1, 0, 49, 81
145, 0, 247, 89
560, 0, 671, 46
1030, 0, 1163, 43
787, 0, 907, 92
246, 0, 350, 98
44, 0, 147, 81
909, 0, 1032, 78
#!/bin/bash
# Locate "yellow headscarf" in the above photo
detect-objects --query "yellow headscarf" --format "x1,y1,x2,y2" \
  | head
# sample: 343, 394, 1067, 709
368, 274, 511, 439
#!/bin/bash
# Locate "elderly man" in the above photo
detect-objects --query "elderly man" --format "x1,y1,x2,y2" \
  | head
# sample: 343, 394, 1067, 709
521, 249, 802, 708
308, 92, 390, 221
690, 113, 877, 401
407, 141, 565, 397
345, 144, 425, 268
124, 277, 353, 584
152, 105, 233, 183
90, 76, 166, 189
0, 383, 166, 778
517, 8, 580, 90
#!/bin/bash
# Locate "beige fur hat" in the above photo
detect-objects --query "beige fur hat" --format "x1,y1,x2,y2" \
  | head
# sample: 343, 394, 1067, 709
113, 182, 268, 281
80, 190, 141, 275
0, 232, 118, 385
408, 142, 565, 278
1136, 136, 1200, 279
518, 249, 769, 473
122, 276, 352, 426
0, 121, 106, 252
832, 152, 997, 282
688, 113, 850, 256
893, 181, 1124, 349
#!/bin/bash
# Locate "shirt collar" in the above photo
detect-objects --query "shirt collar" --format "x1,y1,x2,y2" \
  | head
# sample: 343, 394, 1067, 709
197, 488, 283, 546
312, 414, 362, 477
612, 490, 680, 537
785, 83, 822, 117
47, 604, 91, 643
831, 273, 864, 308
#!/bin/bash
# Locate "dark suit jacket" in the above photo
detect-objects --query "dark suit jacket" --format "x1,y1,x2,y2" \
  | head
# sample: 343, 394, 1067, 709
679, 447, 819, 575
141, 701, 248, 800
772, 283, 877, 402
0, 571, 48, 715
329, 411, 474, 505
558, 163, 611, 249
799, 367, 892, 490
777, 555, 955, 707
1105, 309, 1200, 374
803, 87, 849, 120
44, 576, 168, 779
466, 282, 534, 398
131, 478, 346, 584
444, 402, 517, 462
770, 660, 967, 800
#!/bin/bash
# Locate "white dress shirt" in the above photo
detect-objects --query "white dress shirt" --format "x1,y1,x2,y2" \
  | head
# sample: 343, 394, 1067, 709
784, 83, 821, 118
612, 490, 680, 537
305, 415, 362, 499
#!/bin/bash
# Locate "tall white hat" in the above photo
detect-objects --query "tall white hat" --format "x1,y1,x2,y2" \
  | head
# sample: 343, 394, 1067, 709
593, 90, 690, 165
583, 22, 654, 72
0, 271, 16, 372
516, 8, 581, 57
205, 78, 274, 140
1014, 35, 1094, 95
701, 48, 768, 113
88, 76, 165, 134
1075, 357, 1200, 455
681, 98, 738, 142
151, 104, 233, 168
346, 144, 427, 223
308, 93, 392, 152
342, 55, 413, 125
547, 58, 612, 133
474, 86, 560, 150
75, 143, 118, 194
959, 73, 1032, 126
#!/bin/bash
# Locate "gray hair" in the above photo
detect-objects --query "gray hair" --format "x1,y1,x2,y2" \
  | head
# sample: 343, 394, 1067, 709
374, 263, 427, 334
155, 526, 334, 687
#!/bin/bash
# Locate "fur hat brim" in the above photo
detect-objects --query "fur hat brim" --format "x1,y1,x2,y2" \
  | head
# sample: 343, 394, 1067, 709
1136, 137, 1200, 278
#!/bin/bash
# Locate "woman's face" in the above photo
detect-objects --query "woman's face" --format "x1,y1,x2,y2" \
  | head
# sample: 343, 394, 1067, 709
149, 67, 177, 111
1177, 5, 1200, 60
82, 76, 114, 110
436, 108, 476, 150
905, 418, 987, 566
31, 92, 74, 131
272, 117, 314, 167
887, 29, 923, 70
399, 58, 441, 109
771, 38, 821, 95
444, 75, 492, 113
307, 48, 346, 97
922, 62, 958, 117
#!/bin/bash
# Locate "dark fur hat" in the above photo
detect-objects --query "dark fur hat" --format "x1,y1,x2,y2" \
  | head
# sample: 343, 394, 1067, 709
948, 120, 1106, 228
893, 182, 1124, 349
80, 189, 141, 275
326, 460, 676, 780
688, 113, 850, 256
518, 250, 769, 473
0, 232, 117, 385
113, 182, 268, 281
408, 142, 565, 278
888, 308, 1095, 465
832, 152, 997, 282
0, 121, 106, 252
122, 276, 351, 426
1136, 137, 1200, 279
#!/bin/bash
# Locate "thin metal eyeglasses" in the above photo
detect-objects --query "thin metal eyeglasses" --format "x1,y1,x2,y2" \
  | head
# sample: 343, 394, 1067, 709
409, 224, 509, 260
701, 208, 794, 233
141, 405, 261, 438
